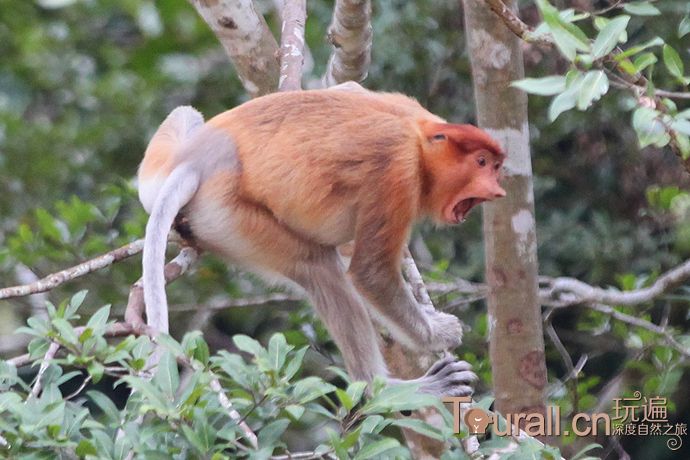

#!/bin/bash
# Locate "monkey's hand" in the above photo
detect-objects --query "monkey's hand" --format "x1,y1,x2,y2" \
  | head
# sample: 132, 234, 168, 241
417, 355, 476, 397
424, 310, 463, 351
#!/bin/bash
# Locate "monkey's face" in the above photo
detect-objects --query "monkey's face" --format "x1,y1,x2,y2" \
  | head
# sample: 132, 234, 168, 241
440, 149, 506, 224
421, 122, 506, 224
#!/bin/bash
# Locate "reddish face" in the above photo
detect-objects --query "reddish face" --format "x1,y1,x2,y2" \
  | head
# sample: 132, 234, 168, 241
421, 123, 506, 224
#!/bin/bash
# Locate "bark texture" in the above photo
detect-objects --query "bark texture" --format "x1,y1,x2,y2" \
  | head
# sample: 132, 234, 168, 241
188, 0, 280, 97
278, 0, 307, 91
462, 0, 548, 436
322, 0, 372, 87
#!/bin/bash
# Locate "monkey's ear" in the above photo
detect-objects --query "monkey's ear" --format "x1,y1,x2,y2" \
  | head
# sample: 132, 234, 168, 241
421, 121, 451, 143
423, 121, 504, 157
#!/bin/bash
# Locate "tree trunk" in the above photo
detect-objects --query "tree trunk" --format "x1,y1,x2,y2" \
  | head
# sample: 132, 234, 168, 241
462, 0, 548, 437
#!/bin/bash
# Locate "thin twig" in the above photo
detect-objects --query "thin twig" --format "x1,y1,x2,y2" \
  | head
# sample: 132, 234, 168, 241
587, 303, 690, 358
28, 341, 60, 399
271, 451, 335, 460
0, 240, 145, 300
169, 293, 302, 312
124, 246, 200, 333
481, 0, 552, 46
64, 375, 92, 400
209, 373, 259, 449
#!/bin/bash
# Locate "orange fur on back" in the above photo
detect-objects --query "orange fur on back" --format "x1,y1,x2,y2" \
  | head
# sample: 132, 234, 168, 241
207, 90, 441, 246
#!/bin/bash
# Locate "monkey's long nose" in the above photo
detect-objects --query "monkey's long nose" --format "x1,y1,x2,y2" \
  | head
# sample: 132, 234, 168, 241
493, 185, 507, 198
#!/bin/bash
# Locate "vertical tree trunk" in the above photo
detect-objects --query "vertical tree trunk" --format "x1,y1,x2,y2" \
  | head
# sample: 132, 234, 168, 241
462, 0, 548, 434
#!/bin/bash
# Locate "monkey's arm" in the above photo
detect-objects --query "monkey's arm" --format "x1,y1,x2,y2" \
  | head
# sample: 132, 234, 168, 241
348, 185, 462, 352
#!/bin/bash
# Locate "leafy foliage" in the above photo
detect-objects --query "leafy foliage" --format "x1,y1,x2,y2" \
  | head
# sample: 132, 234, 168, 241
0, 293, 565, 459
513, 0, 690, 159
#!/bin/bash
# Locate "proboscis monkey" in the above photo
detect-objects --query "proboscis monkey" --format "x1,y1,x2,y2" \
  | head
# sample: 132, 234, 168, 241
138, 83, 505, 396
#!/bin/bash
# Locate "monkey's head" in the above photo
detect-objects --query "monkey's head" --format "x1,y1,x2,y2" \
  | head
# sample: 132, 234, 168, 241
420, 122, 506, 224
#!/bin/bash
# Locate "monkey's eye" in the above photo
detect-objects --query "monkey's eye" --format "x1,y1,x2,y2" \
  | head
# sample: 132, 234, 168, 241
477, 156, 487, 167
432, 134, 446, 141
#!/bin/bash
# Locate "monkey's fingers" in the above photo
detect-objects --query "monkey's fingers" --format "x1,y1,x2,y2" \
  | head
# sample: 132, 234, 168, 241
425, 355, 457, 376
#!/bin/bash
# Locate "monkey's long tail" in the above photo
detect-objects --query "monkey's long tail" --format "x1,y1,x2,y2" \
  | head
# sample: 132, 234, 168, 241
142, 163, 199, 334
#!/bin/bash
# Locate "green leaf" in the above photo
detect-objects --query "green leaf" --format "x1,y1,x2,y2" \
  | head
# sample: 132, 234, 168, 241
632, 53, 658, 73
155, 333, 184, 357
181, 424, 207, 453
680, 14, 690, 38
632, 107, 670, 148
86, 304, 111, 331
622, 2, 661, 16
232, 335, 265, 358
66, 290, 88, 318
511, 76, 566, 95
35, 208, 64, 243
354, 438, 400, 460
327, 428, 349, 459
283, 346, 308, 381
214, 352, 253, 389
675, 133, 690, 160
76, 439, 98, 457
363, 382, 437, 414
153, 351, 179, 399
592, 16, 630, 59
536, 0, 590, 60
293, 377, 337, 404
571, 443, 604, 460
120, 375, 169, 410
577, 70, 609, 110
391, 418, 446, 441
346, 381, 368, 409
548, 72, 585, 121
87, 390, 121, 425
677, 109, 690, 119
663, 44, 685, 80
615, 37, 664, 60
671, 118, 690, 136
285, 404, 305, 420
88, 361, 105, 384
258, 419, 290, 446
78, 328, 93, 344
336, 388, 354, 411
52, 318, 79, 344
267, 333, 291, 372
360, 415, 390, 435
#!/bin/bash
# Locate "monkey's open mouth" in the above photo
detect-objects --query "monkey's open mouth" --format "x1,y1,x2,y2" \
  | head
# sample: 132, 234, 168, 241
451, 198, 486, 223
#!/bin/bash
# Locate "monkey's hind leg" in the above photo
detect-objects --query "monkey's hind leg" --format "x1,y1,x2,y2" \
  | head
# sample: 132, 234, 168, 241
295, 255, 476, 396
293, 253, 389, 383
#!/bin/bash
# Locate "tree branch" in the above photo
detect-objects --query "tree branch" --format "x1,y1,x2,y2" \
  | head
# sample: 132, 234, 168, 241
322, 0, 372, 86
187, 0, 280, 97
587, 303, 690, 358
0, 239, 145, 300
543, 258, 690, 307
124, 246, 200, 333
481, 0, 551, 46
278, 0, 307, 91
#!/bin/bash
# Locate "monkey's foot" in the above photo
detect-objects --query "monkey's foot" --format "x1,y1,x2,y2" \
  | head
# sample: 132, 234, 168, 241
425, 311, 463, 351
416, 355, 476, 397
